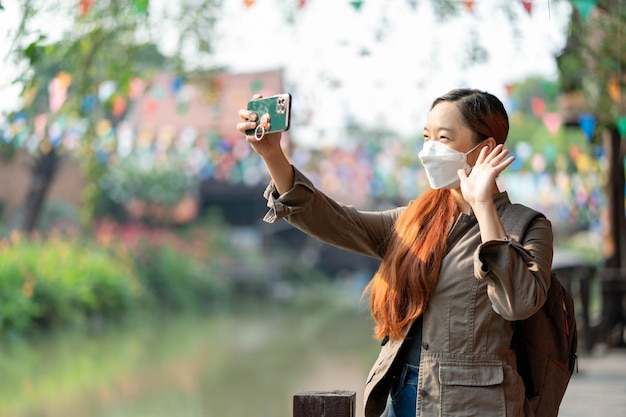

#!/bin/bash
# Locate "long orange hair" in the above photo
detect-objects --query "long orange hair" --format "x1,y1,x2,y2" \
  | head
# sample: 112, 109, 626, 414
364, 189, 456, 340
363, 89, 510, 340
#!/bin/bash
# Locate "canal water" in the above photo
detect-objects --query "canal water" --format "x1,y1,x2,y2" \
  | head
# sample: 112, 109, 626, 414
0, 300, 380, 417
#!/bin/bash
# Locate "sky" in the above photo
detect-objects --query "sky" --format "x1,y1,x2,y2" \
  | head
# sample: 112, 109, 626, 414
0, 0, 571, 145
202, 0, 571, 144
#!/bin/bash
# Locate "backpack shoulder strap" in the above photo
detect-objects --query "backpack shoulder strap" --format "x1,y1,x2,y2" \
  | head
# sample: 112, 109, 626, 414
500, 203, 545, 242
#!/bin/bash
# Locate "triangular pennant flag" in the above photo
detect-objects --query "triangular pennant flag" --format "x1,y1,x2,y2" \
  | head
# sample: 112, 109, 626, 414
608, 76, 621, 103
351, 1, 363, 11
578, 113, 596, 141
531, 97, 546, 117
132, 0, 149, 15
111, 94, 127, 118
79, 0, 95, 16
542, 112, 562, 136
243, 0, 255, 7
521, 0, 532, 15
48, 78, 68, 113
572, 0, 596, 21
129, 77, 147, 100
463, 0, 475, 14
505, 83, 515, 97
617, 115, 626, 137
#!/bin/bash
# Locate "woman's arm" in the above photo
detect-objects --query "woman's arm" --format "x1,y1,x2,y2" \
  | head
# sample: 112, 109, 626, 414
475, 216, 554, 321
264, 166, 403, 259
237, 97, 400, 259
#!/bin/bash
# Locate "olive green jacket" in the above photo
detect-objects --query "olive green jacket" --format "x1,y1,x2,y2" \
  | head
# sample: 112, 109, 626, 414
263, 167, 553, 417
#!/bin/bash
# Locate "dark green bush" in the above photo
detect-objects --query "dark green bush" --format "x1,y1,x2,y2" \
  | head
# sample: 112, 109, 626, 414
0, 233, 141, 335
132, 241, 227, 311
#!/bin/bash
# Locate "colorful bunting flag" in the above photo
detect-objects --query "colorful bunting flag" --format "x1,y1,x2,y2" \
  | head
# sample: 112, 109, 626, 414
48, 120, 64, 148
132, 0, 149, 15
572, 0, 596, 21
79, 0, 95, 16
48, 72, 72, 113
578, 113, 596, 141
608, 75, 621, 103
463, 0, 475, 14
171, 76, 184, 95
48, 82, 66, 114
520, 1, 532, 15
82, 95, 96, 113
530, 97, 545, 117
617, 116, 626, 137
111, 94, 127, 118
542, 112, 562, 136
243, 0, 255, 7
129, 77, 147, 100
350, 1, 363, 11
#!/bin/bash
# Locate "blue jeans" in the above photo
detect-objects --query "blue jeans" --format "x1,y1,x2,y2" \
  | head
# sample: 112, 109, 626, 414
388, 363, 419, 417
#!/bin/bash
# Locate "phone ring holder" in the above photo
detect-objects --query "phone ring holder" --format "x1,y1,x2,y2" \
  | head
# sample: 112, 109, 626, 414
254, 124, 265, 141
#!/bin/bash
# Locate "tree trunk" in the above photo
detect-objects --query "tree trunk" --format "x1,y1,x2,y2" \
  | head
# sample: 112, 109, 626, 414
22, 148, 59, 234
601, 126, 626, 346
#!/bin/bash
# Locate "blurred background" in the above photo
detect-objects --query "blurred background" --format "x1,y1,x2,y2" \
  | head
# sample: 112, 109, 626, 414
0, 0, 625, 416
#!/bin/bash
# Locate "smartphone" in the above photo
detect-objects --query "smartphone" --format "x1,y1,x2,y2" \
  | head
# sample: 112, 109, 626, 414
246, 93, 292, 136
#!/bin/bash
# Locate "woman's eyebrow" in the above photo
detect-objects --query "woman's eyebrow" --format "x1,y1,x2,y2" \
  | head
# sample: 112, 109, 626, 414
424, 126, 455, 134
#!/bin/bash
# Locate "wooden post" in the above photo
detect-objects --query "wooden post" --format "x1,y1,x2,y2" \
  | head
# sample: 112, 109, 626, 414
293, 390, 356, 417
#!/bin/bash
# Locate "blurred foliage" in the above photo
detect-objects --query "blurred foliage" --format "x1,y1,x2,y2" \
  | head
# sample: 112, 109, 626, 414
1, 0, 222, 230
557, 0, 626, 133
132, 243, 224, 311
98, 156, 198, 218
0, 232, 141, 335
0, 207, 336, 337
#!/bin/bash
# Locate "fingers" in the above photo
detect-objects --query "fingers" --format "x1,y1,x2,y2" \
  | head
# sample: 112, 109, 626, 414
238, 96, 274, 144
471, 144, 515, 177
479, 144, 509, 165
237, 109, 257, 135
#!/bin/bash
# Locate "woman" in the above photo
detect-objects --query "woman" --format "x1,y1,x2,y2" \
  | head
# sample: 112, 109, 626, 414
236, 88, 553, 417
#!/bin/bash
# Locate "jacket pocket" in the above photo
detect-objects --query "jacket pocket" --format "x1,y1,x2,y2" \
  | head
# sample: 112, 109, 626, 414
438, 362, 506, 417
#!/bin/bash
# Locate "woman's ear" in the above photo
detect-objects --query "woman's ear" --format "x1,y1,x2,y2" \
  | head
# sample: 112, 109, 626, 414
483, 137, 497, 152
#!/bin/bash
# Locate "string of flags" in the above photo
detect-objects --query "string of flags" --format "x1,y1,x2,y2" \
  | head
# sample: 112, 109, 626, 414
2, 71, 625, 158
79, 0, 149, 17
240, 0, 567, 16
0, 73, 616, 220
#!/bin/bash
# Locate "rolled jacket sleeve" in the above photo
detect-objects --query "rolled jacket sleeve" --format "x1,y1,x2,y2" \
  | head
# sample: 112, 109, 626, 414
474, 216, 553, 321
262, 167, 316, 223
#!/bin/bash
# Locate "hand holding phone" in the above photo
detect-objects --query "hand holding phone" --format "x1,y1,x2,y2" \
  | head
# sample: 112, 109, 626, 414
246, 93, 292, 140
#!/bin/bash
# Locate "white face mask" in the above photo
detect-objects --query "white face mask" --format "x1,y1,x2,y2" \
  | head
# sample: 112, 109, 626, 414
418, 140, 483, 189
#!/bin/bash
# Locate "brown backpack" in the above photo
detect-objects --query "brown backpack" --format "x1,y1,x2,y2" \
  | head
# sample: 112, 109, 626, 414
502, 203, 578, 417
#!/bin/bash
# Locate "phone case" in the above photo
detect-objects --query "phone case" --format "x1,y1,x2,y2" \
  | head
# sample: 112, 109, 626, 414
246, 93, 291, 136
